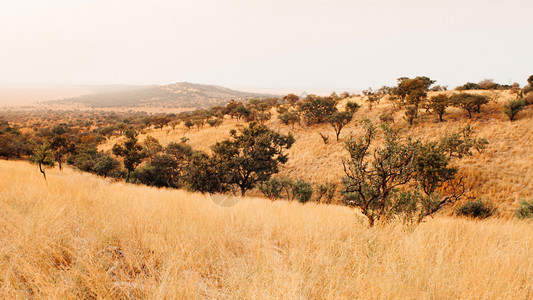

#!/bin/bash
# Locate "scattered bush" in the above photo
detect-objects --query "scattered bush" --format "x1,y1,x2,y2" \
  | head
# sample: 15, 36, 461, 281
345, 101, 361, 114
315, 182, 337, 204
456, 82, 481, 91
293, 180, 313, 203
278, 110, 300, 127
515, 199, 533, 219
503, 99, 525, 121
455, 200, 496, 219
260, 177, 313, 203
207, 118, 223, 127
259, 177, 293, 200
379, 111, 395, 124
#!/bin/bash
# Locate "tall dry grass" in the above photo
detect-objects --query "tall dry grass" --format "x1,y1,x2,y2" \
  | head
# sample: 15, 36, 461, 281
1, 160, 531, 298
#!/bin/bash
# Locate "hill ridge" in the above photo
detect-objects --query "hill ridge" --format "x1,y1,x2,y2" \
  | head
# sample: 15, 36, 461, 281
51, 82, 276, 109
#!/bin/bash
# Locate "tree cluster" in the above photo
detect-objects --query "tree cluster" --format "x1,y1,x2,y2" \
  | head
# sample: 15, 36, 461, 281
107, 123, 295, 196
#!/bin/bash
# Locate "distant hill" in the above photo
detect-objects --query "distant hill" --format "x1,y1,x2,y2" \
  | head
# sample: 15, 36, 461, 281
51, 82, 276, 108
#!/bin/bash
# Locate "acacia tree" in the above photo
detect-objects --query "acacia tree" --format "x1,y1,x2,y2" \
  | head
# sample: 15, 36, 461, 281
31, 141, 55, 181
182, 151, 226, 193
169, 120, 181, 131
112, 129, 146, 182
394, 76, 435, 117
92, 153, 120, 178
142, 135, 163, 161
298, 95, 338, 125
428, 94, 451, 122
164, 141, 194, 182
50, 135, 70, 170
135, 154, 182, 188
341, 119, 485, 226
153, 115, 171, 130
184, 119, 194, 130
328, 111, 353, 141
451, 93, 489, 118
278, 110, 300, 128
362, 88, 380, 110
282, 93, 300, 106
211, 122, 295, 195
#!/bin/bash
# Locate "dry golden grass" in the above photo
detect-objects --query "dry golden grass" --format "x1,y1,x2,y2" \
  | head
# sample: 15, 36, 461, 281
1, 160, 532, 298
99, 90, 532, 214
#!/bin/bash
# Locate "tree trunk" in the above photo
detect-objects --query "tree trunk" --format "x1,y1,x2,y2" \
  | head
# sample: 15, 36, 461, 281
39, 162, 47, 182
368, 215, 375, 227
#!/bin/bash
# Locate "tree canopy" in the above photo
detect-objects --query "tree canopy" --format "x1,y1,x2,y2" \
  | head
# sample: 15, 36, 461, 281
211, 122, 295, 195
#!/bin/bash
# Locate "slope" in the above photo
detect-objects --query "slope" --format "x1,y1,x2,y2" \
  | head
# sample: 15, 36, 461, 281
0, 160, 531, 298
99, 90, 533, 215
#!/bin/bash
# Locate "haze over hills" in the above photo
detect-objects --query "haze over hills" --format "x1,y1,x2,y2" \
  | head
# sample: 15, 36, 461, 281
50, 82, 276, 109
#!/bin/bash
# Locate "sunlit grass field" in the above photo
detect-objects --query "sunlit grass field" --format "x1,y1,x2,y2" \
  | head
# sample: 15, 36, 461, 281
1, 160, 531, 298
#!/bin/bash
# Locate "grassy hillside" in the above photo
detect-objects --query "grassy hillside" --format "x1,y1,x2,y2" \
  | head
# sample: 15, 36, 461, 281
52, 82, 275, 108
100, 90, 533, 215
0, 160, 531, 298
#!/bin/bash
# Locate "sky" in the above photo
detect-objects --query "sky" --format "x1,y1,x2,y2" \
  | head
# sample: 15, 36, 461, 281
1, 0, 532, 91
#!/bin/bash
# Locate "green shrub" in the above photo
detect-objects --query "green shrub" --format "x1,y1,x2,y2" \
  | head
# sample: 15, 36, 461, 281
379, 111, 395, 124
278, 110, 300, 127
293, 180, 313, 203
315, 182, 338, 204
260, 177, 293, 200
503, 99, 525, 121
345, 101, 361, 114
455, 200, 496, 219
207, 118, 223, 127
516, 199, 533, 219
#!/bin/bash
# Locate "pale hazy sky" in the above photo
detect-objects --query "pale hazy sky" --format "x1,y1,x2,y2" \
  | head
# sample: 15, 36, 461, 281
1, 0, 532, 90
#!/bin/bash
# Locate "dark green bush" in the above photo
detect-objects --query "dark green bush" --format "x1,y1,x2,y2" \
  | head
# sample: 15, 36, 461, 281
293, 180, 313, 203
259, 177, 293, 200
516, 199, 533, 219
455, 200, 496, 219
260, 177, 313, 203
503, 99, 525, 121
